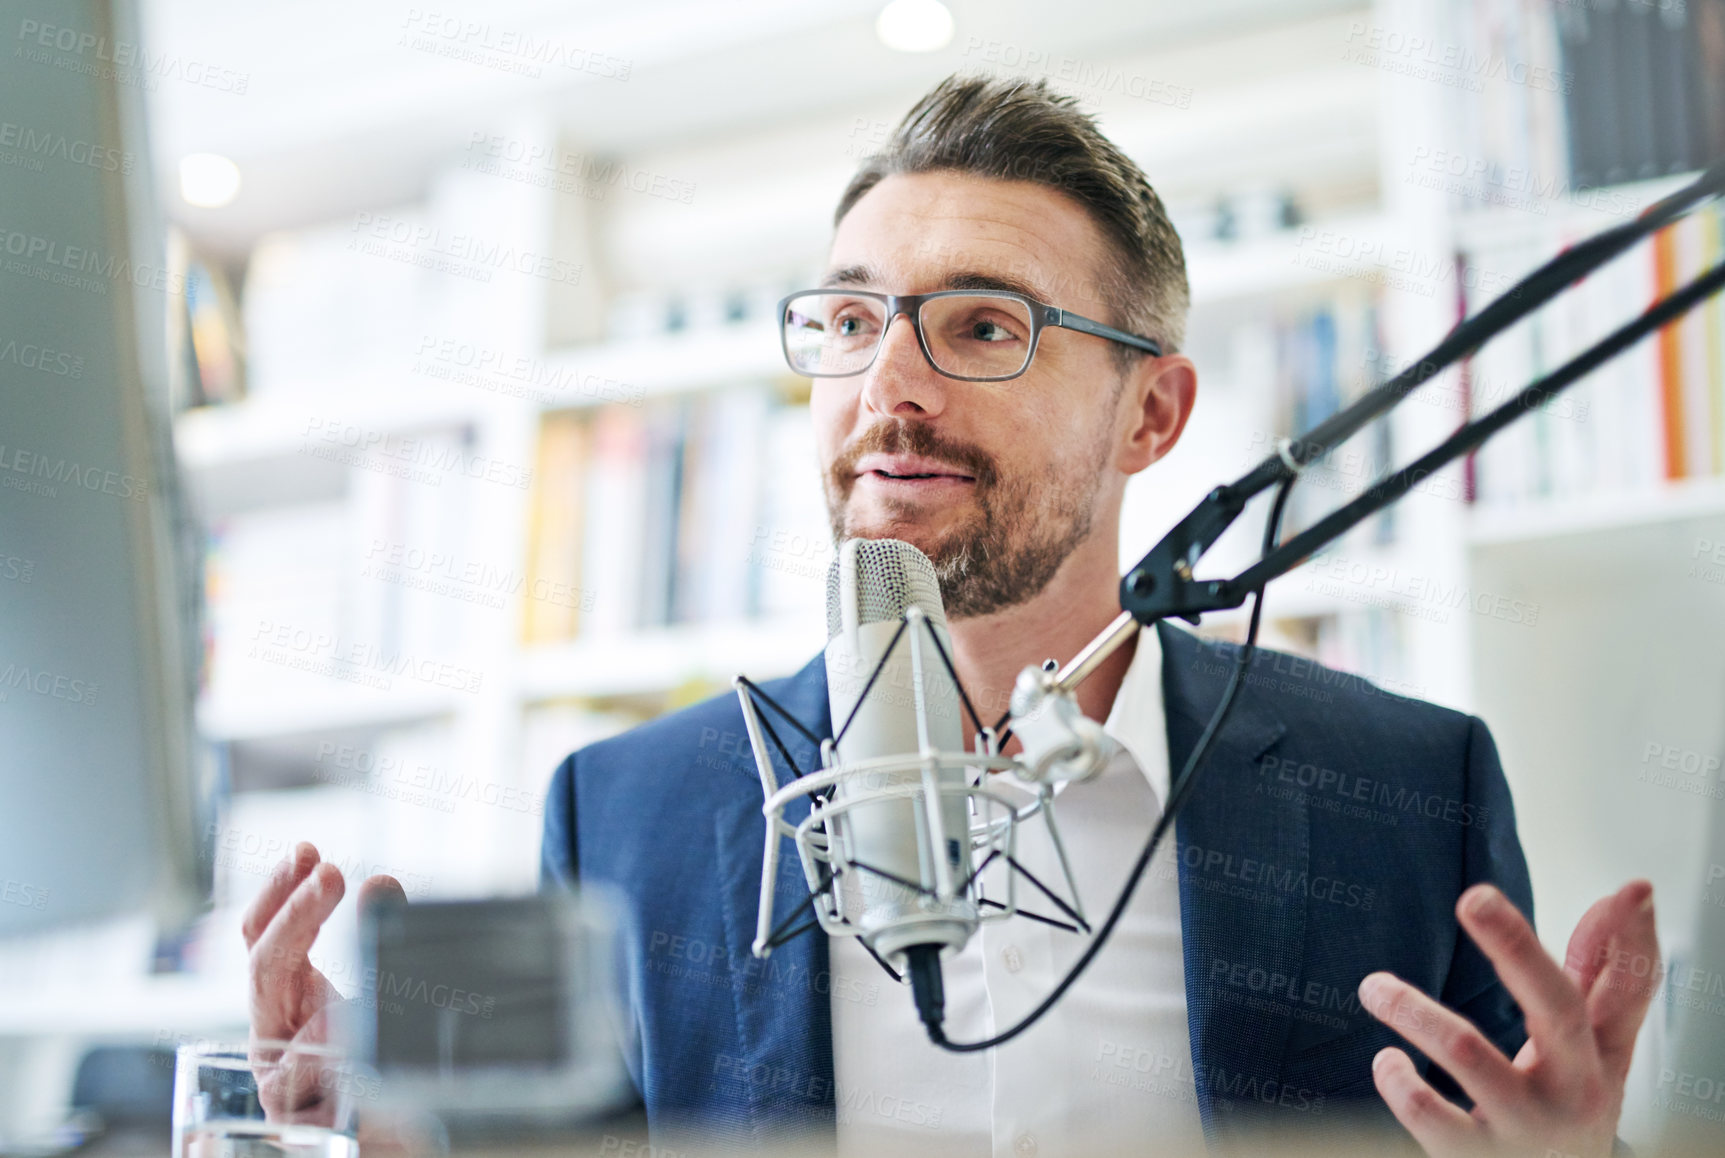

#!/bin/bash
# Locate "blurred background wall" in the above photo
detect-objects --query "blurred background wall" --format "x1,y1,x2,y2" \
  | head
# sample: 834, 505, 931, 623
2, 0, 1724, 1149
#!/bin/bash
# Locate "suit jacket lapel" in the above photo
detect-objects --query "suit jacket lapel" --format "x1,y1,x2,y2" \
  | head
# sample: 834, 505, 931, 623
1158, 622, 1306, 1146
711, 654, 838, 1137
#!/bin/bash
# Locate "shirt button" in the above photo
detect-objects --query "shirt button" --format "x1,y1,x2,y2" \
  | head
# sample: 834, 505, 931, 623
1013, 1132, 1038, 1156
1001, 945, 1024, 973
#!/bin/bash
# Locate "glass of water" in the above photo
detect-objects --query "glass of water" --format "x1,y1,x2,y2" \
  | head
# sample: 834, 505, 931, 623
172, 1039, 365, 1157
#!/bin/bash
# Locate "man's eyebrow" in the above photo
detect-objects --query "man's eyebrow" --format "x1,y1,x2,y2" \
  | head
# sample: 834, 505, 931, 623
941, 270, 1051, 301
820, 264, 876, 288
816, 265, 1054, 300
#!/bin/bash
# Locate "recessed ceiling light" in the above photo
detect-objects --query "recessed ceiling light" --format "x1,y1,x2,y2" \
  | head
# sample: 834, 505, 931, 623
179, 153, 241, 208
876, 0, 954, 53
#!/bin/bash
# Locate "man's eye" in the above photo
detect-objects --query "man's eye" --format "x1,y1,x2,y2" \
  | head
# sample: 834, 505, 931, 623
830, 308, 879, 339
958, 313, 1024, 343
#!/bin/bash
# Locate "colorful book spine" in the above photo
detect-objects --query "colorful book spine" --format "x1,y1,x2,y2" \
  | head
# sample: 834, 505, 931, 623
521, 413, 588, 643
1651, 225, 1684, 480
520, 386, 811, 644
1464, 201, 1725, 508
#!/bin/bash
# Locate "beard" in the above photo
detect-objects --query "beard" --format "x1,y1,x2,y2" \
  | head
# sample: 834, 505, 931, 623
823, 419, 1109, 620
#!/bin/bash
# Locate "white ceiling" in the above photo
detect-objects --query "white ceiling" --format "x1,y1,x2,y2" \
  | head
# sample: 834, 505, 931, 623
142, 0, 1364, 252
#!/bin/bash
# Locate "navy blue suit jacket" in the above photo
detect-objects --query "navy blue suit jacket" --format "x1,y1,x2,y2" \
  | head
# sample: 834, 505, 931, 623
540, 621, 1533, 1149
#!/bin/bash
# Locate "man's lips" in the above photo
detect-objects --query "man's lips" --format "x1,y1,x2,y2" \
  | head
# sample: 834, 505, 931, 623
852, 453, 978, 487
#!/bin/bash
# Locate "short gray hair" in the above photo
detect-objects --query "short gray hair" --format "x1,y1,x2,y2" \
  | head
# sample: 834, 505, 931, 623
836, 72, 1190, 364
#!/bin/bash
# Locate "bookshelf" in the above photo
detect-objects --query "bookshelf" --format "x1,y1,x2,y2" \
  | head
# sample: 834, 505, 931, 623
1435, 20, 1725, 1136
6, 6, 1698, 1107
12, 4, 1725, 1145
163, 0, 1722, 829
196, 683, 464, 745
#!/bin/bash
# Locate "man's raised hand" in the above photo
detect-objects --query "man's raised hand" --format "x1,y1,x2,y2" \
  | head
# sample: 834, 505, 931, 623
1360, 879, 1659, 1158
241, 842, 406, 1113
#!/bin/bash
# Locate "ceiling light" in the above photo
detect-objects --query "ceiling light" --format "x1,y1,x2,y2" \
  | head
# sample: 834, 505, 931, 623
876, 0, 954, 53
179, 153, 241, 208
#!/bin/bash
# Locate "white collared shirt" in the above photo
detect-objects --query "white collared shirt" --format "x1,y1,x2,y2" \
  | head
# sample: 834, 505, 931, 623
830, 627, 1203, 1157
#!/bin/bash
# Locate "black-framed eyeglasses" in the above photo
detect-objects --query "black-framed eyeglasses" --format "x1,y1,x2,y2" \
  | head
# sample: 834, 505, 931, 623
777, 288, 1163, 383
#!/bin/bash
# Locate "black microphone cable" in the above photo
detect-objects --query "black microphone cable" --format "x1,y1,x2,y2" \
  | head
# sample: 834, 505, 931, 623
910, 475, 1296, 1051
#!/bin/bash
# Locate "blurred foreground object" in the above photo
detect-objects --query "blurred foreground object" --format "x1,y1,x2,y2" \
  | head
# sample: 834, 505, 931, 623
355, 890, 634, 1142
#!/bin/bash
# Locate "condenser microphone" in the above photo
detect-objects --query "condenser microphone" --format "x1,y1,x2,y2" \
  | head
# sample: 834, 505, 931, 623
823, 538, 976, 973
742, 535, 1106, 1044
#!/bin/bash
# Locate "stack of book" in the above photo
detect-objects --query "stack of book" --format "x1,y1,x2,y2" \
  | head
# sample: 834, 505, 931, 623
1441, 0, 1719, 218
1552, 0, 1722, 190
520, 386, 828, 644
1465, 203, 1724, 506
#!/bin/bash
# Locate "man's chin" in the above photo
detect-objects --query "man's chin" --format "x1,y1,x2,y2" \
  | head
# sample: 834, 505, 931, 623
839, 514, 962, 567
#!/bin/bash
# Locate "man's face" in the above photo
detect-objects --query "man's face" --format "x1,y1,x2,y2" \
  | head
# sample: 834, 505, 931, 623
812, 170, 1138, 620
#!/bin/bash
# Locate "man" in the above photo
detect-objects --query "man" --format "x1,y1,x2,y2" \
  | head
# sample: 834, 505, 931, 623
246, 75, 1659, 1156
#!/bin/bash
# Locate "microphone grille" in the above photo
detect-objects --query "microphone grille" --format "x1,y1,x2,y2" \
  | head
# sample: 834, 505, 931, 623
826, 538, 947, 640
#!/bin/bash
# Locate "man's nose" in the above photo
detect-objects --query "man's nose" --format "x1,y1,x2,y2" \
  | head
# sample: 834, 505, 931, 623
861, 312, 949, 419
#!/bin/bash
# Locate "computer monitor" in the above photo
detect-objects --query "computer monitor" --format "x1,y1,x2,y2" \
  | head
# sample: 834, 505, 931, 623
0, 0, 210, 937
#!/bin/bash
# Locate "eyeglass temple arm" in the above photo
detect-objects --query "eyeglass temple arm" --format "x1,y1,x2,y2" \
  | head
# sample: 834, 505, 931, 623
1048, 308, 1163, 357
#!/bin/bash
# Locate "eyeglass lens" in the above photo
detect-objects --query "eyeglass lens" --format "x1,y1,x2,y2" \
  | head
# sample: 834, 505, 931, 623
782, 292, 1035, 379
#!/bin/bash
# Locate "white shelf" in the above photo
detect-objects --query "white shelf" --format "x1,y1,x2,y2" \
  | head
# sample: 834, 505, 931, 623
175, 383, 501, 472
1468, 478, 1725, 547
172, 326, 790, 479
1186, 212, 1401, 306
196, 618, 825, 743
0, 973, 247, 1038
536, 323, 788, 406
198, 682, 464, 743
518, 615, 823, 702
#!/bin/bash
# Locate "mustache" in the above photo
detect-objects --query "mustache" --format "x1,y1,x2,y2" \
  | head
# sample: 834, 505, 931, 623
828, 421, 1000, 496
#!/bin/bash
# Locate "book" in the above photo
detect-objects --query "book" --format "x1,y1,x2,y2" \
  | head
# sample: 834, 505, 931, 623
1266, 290, 1391, 544
521, 412, 589, 643
580, 405, 649, 636
673, 387, 769, 624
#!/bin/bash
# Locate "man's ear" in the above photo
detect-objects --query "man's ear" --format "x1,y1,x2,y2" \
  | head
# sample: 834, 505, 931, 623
1117, 353, 1196, 475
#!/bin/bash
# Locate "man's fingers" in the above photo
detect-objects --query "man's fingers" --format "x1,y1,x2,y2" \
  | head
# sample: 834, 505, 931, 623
1563, 890, 1623, 995
251, 861, 346, 987
242, 842, 320, 949
1578, 880, 1659, 1077
1360, 971, 1523, 1119
1456, 884, 1590, 1055
1563, 879, 1654, 993
1371, 1046, 1481, 1156
358, 873, 408, 915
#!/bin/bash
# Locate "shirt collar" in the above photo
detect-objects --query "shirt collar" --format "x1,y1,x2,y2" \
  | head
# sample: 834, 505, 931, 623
1100, 623, 1170, 808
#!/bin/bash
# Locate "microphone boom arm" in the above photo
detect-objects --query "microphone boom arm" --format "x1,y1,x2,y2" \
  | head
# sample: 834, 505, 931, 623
1117, 161, 1725, 629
